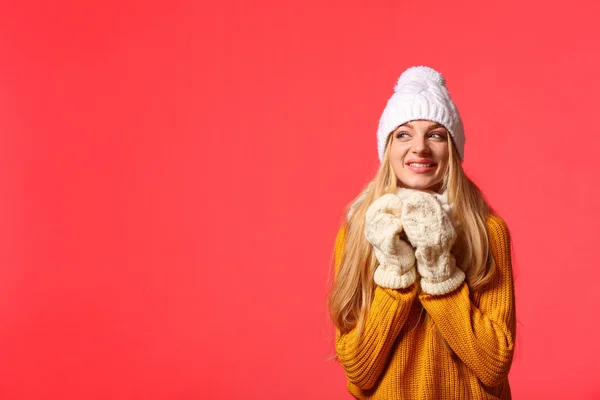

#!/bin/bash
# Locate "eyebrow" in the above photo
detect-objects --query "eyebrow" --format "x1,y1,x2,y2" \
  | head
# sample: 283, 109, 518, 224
401, 122, 446, 130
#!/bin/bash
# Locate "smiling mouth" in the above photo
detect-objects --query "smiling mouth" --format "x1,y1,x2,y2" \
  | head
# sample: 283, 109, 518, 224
407, 162, 436, 167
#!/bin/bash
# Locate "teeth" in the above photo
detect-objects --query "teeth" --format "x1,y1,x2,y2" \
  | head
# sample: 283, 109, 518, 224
409, 163, 434, 167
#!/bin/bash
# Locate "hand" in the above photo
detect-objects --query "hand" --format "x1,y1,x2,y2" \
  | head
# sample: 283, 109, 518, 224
364, 194, 416, 289
401, 191, 465, 295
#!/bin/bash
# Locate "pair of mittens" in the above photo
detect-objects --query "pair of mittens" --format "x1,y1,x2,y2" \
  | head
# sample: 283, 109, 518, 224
365, 190, 464, 295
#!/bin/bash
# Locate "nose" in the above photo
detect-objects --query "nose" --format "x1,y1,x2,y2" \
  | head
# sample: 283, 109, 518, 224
411, 135, 430, 154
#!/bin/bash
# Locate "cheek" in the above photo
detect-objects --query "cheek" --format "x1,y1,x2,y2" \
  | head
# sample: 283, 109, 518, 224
435, 153, 449, 175
437, 160, 448, 175
434, 146, 449, 166
390, 142, 409, 160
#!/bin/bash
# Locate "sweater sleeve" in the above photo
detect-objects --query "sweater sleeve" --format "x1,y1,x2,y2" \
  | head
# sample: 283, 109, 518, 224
418, 215, 516, 387
332, 224, 418, 390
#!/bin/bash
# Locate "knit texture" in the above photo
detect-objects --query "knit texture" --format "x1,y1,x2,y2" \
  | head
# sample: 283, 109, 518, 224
332, 215, 516, 399
365, 193, 417, 289
401, 190, 465, 295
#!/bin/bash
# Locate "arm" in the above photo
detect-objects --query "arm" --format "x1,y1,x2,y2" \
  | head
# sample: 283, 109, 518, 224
332, 224, 418, 390
419, 215, 516, 387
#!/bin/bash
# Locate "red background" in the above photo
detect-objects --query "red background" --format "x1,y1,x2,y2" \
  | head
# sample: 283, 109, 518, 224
1, 0, 599, 399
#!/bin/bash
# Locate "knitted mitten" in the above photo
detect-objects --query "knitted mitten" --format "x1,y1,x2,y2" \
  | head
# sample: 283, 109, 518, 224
401, 191, 465, 295
397, 187, 453, 217
365, 194, 416, 289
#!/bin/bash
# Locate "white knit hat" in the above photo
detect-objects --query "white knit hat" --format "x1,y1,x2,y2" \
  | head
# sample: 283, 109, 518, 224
376, 66, 465, 162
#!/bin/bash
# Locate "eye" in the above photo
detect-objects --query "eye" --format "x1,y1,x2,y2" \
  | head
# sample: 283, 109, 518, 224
429, 131, 447, 140
395, 131, 410, 139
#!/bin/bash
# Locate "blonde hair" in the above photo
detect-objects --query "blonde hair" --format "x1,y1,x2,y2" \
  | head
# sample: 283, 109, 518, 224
328, 131, 497, 339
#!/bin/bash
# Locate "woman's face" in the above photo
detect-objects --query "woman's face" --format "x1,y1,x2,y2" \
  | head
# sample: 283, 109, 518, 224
389, 119, 450, 191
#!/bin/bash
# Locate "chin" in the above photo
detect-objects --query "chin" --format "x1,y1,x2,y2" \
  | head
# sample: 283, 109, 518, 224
400, 179, 440, 191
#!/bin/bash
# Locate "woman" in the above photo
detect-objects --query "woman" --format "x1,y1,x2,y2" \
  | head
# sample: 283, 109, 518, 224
328, 66, 516, 399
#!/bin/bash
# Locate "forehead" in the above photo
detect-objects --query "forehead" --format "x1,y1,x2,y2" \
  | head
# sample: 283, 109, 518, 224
401, 120, 446, 130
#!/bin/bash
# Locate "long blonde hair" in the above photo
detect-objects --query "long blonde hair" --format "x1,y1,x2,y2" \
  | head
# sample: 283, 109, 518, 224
328, 132, 497, 337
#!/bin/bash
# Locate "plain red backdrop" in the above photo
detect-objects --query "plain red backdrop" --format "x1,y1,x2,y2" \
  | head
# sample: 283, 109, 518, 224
1, 0, 600, 399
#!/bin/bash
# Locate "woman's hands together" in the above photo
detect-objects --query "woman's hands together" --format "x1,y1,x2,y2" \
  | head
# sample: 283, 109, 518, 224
364, 194, 417, 289
401, 191, 465, 295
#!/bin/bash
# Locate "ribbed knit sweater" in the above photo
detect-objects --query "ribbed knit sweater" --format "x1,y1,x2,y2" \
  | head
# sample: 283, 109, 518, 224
333, 214, 516, 399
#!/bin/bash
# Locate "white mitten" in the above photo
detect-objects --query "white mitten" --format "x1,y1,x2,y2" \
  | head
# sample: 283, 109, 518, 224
401, 191, 465, 295
364, 194, 416, 289
397, 187, 453, 217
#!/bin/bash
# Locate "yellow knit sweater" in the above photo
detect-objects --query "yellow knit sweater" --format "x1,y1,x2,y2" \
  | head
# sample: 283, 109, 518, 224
333, 214, 516, 399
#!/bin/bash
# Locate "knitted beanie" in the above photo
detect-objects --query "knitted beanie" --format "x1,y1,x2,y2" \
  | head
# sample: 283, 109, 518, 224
376, 66, 465, 162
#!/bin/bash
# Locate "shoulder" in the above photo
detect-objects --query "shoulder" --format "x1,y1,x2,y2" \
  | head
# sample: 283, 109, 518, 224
335, 223, 349, 255
485, 214, 512, 267
333, 223, 349, 276
486, 214, 511, 243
